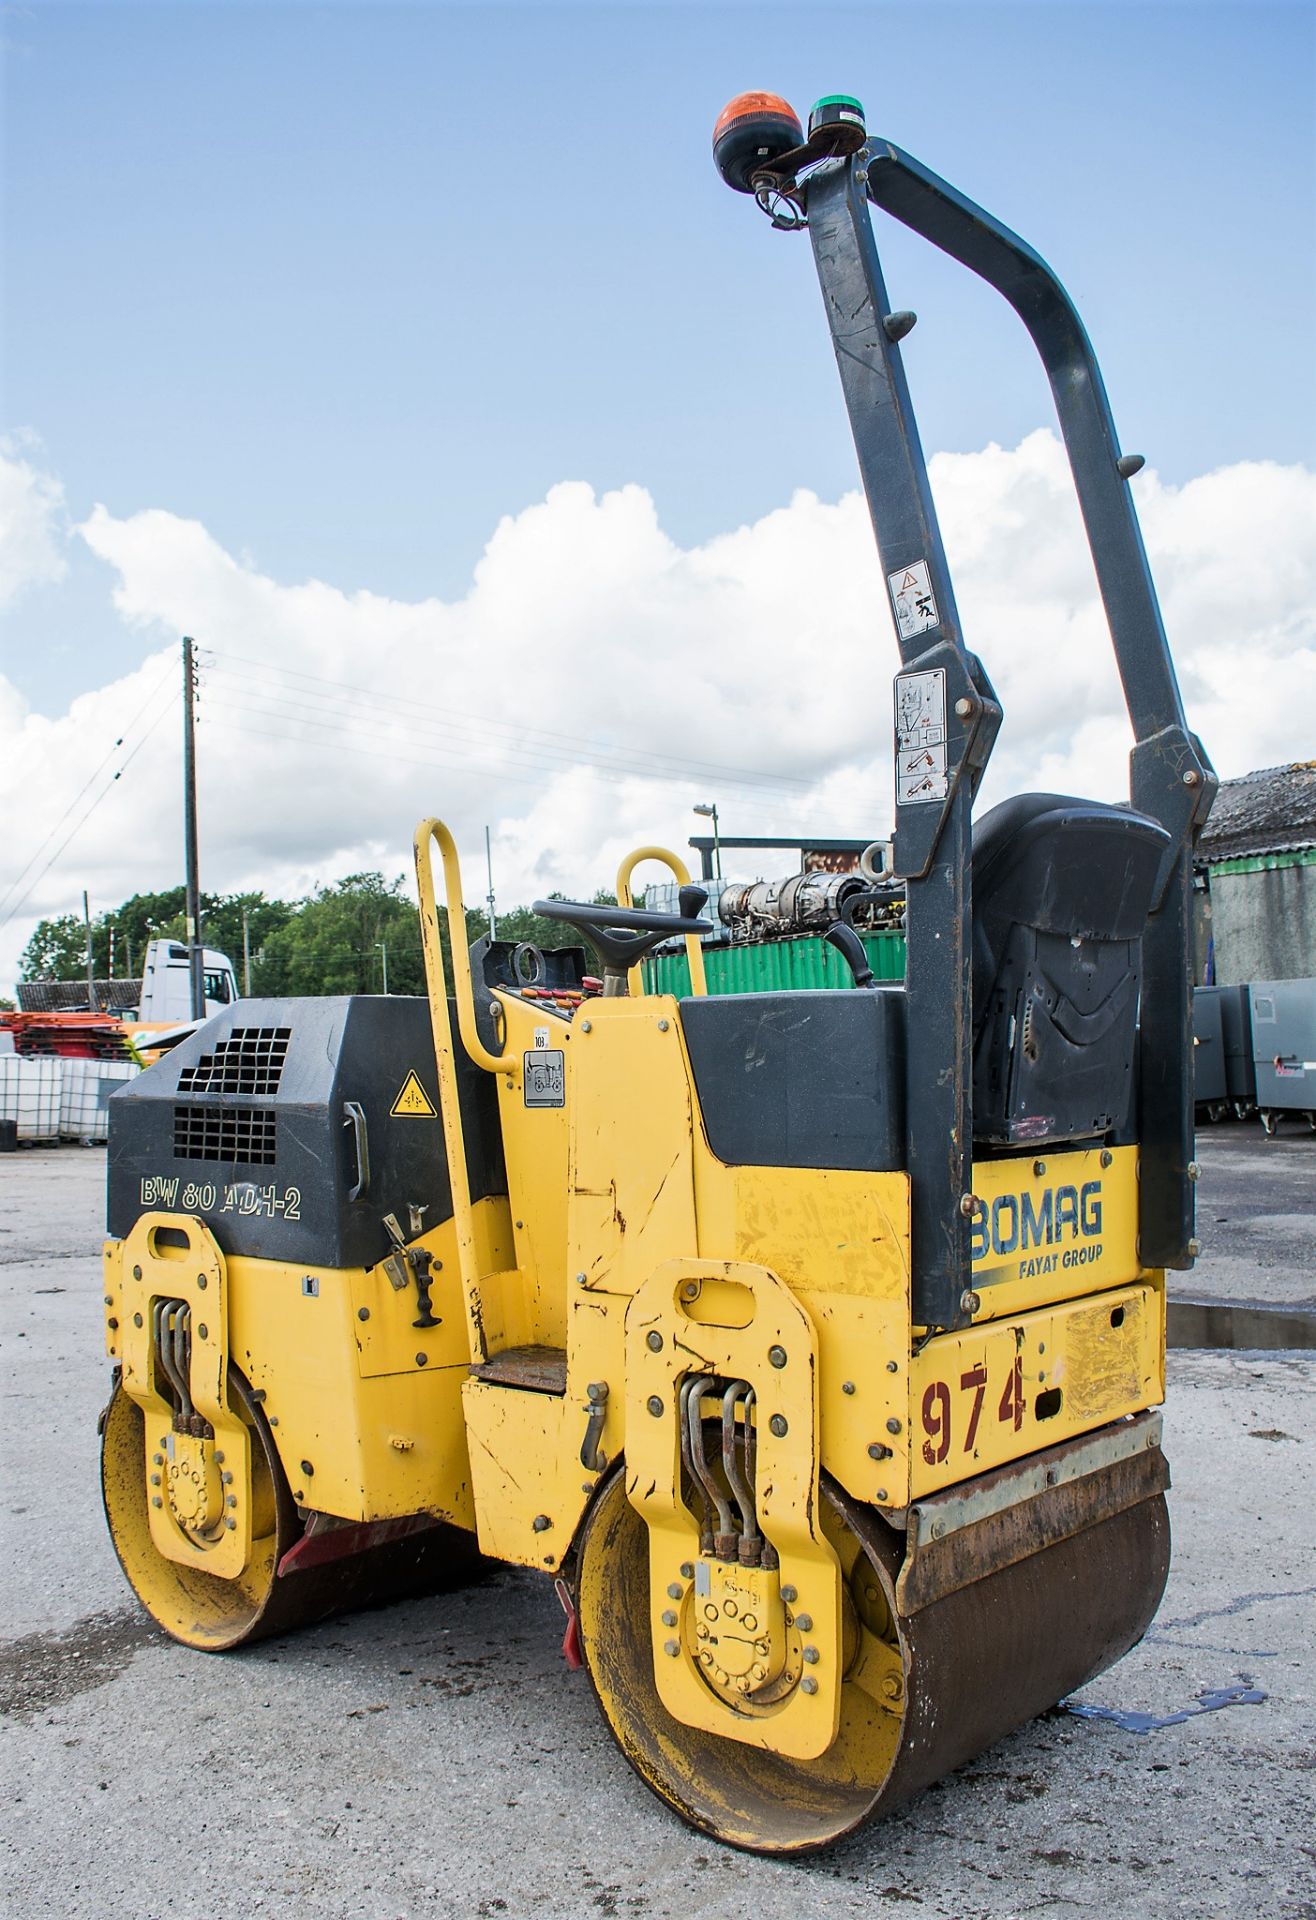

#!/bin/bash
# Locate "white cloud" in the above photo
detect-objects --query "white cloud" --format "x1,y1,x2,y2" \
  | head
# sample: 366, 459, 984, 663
0, 439, 68, 609
1, 431, 1312, 992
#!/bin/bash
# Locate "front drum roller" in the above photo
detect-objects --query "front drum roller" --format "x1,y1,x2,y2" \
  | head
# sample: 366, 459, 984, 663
575, 1464, 1169, 1855
101, 1370, 485, 1651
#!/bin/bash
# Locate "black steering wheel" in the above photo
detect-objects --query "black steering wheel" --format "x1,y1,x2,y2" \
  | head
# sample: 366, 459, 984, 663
532, 891, 711, 979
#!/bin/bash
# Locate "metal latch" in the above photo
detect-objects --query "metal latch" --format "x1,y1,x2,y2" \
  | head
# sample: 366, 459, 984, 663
382, 1213, 440, 1330
580, 1381, 609, 1472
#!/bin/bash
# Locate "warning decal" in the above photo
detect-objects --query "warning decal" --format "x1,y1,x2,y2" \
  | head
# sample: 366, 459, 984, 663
887, 559, 940, 641
895, 667, 949, 807
391, 1071, 437, 1118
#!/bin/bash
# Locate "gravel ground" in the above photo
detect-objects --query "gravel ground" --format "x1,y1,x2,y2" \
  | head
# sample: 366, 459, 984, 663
1, 1146, 1313, 1920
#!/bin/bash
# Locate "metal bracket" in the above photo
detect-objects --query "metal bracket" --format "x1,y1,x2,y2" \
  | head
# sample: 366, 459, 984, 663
110, 1213, 253, 1581
892, 640, 1002, 880
897, 1411, 1168, 1616
623, 1258, 842, 1760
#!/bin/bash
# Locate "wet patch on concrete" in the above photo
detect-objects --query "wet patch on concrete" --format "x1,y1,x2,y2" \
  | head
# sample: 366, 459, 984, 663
1155, 1585, 1316, 1635
1067, 1678, 1268, 1734
0, 1610, 160, 1721
1168, 1298, 1316, 1350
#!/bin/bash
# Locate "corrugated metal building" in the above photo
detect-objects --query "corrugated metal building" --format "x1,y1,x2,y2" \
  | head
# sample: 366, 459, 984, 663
1198, 762, 1316, 984
644, 929, 906, 997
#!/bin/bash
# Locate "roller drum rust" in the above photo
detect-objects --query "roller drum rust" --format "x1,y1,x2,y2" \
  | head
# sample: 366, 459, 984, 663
573, 1450, 1169, 1855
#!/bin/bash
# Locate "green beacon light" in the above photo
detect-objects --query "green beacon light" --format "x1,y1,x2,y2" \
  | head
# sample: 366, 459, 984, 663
808, 95, 866, 142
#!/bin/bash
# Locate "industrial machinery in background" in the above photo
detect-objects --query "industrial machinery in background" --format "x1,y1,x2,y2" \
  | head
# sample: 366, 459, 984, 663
643, 837, 907, 995
99, 91, 1215, 1853
1193, 979, 1316, 1134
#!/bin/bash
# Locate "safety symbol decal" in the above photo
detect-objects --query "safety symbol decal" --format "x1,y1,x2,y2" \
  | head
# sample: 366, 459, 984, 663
391, 1070, 437, 1118
895, 667, 949, 806
887, 559, 940, 641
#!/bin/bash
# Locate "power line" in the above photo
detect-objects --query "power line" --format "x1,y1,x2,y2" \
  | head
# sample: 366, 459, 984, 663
0, 687, 181, 933
0, 661, 178, 921
201, 689, 807, 810
201, 664, 812, 797
198, 647, 814, 794
201, 707, 810, 833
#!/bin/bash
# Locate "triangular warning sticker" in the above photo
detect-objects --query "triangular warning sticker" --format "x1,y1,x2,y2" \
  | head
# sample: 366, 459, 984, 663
900, 570, 918, 588
391, 1070, 436, 1118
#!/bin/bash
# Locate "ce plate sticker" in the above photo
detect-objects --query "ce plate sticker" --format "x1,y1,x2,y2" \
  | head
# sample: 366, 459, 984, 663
523, 1049, 565, 1108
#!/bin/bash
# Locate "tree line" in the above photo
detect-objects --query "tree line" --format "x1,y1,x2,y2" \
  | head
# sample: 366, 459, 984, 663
17, 874, 619, 999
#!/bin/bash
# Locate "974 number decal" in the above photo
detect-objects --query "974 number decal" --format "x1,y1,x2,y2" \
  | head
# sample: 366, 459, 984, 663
920, 1355, 1025, 1466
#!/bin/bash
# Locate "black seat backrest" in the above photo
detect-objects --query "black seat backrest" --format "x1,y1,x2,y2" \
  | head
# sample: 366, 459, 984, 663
971, 793, 1171, 1147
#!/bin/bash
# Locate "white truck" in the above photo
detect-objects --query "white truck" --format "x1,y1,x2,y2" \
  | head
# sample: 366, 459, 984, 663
16, 939, 239, 1023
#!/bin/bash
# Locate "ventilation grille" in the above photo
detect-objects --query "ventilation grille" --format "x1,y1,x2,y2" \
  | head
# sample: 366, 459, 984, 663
177, 1027, 291, 1097
173, 1105, 277, 1165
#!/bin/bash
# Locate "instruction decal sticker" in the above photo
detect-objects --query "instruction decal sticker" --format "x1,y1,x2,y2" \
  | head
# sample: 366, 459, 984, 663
888, 559, 940, 641
391, 1070, 437, 1118
523, 1050, 566, 1108
895, 667, 949, 806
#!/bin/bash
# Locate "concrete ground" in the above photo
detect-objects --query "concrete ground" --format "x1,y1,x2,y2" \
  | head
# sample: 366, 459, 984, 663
1, 1144, 1313, 1920
1188, 1120, 1316, 1309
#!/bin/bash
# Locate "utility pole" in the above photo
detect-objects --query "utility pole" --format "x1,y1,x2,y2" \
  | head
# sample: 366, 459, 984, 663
485, 825, 497, 939
241, 906, 252, 996
83, 890, 96, 1011
182, 636, 205, 1020
376, 940, 389, 994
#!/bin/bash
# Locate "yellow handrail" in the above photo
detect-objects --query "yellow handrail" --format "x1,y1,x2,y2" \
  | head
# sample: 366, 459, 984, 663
413, 816, 507, 1363
415, 816, 510, 1077
615, 844, 709, 998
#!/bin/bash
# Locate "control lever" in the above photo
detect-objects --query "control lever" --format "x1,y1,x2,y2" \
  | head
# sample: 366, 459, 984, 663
381, 1212, 440, 1329
824, 922, 875, 989
579, 1381, 609, 1473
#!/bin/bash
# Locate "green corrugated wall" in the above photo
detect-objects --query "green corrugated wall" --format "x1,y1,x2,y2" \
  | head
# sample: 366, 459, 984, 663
642, 930, 906, 997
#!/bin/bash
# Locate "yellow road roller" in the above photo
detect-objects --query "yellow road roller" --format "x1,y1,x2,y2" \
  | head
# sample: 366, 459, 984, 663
99, 90, 1216, 1853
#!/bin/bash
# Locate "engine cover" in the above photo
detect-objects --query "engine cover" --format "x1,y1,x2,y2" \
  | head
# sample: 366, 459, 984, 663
106, 996, 504, 1267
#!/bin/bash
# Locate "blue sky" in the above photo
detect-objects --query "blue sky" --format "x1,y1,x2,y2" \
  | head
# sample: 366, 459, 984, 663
3, 1, 1313, 716
1, 0, 1313, 996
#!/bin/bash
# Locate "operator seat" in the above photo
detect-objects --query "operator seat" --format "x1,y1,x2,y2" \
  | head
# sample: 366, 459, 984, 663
969, 793, 1171, 1146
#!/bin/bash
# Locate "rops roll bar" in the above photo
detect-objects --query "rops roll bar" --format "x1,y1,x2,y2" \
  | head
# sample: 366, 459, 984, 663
717, 95, 1215, 1328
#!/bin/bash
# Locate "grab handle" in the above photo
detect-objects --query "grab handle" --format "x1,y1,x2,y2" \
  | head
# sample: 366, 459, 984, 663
615, 844, 709, 998
342, 1101, 370, 1201
415, 817, 511, 1077
412, 816, 497, 1365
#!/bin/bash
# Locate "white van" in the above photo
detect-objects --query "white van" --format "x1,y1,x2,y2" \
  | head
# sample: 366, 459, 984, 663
138, 940, 239, 1022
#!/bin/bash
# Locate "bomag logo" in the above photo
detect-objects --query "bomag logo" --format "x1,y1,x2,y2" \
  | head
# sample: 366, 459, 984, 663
970, 1180, 1104, 1279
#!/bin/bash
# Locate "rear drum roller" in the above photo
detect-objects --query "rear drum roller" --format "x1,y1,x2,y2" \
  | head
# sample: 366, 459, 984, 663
575, 1464, 1169, 1855
102, 1372, 486, 1651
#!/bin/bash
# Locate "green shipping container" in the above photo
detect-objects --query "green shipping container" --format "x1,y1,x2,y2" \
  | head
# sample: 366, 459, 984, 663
642, 930, 906, 997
